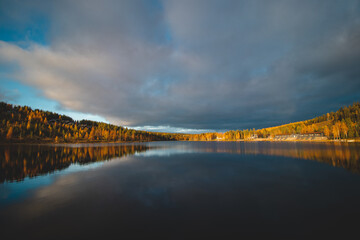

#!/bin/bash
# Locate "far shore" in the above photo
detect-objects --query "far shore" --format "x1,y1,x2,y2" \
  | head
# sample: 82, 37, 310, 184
187, 138, 360, 143
224, 139, 359, 143
1, 138, 360, 145
0, 138, 153, 145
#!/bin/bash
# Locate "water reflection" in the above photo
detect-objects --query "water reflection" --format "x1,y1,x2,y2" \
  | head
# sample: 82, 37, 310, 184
1, 141, 360, 239
0, 144, 149, 183
164, 141, 360, 174
1, 142, 360, 183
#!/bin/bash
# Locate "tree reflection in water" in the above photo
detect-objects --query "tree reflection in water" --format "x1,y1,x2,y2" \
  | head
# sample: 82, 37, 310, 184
1, 141, 360, 239
1, 142, 360, 183
186, 141, 360, 174
0, 144, 149, 183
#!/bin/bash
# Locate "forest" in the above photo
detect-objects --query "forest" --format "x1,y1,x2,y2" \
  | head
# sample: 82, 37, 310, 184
1, 101, 360, 143
174, 102, 360, 141
0, 102, 177, 143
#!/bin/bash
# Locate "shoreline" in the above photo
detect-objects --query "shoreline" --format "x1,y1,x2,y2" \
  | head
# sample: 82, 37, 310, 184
185, 139, 360, 143
0, 139, 159, 145
1, 138, 360, 145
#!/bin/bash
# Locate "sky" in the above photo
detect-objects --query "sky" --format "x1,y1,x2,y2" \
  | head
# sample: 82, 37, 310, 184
0, 0, 360, 133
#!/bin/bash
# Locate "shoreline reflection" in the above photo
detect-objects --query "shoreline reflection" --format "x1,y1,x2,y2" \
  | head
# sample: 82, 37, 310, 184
1, 141, 360, 183
0, 144, 149, 183
187, 141, 360, 174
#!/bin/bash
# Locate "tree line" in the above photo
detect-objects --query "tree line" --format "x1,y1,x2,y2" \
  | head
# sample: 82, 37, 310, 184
0, 102, 176, 143
1, 101, 360, 143
174, 102, 360, 141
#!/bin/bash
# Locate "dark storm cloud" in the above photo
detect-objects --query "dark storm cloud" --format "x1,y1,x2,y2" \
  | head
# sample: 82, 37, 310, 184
0, 0, 360, 131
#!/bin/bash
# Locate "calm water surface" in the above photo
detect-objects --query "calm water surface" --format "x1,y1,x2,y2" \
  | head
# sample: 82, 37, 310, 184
1, 141, 360, 239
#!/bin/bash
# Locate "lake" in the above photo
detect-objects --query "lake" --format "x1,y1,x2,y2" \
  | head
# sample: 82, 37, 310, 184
1, 141, 360, 239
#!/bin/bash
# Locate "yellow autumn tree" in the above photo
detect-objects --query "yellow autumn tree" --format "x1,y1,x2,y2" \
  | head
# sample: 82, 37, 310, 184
332, 122, 341, 139
6, 127, 13, 139
323, 126, 330, 138
89, 127, 95, 140
340, 122, 348, 138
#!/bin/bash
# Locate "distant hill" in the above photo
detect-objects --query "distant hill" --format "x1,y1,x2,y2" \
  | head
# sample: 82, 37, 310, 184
176, 102, 360, 141
0, 102, 176, 143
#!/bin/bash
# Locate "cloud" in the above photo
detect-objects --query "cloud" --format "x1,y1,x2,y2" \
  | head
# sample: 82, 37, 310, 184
0, 0, 360, 131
